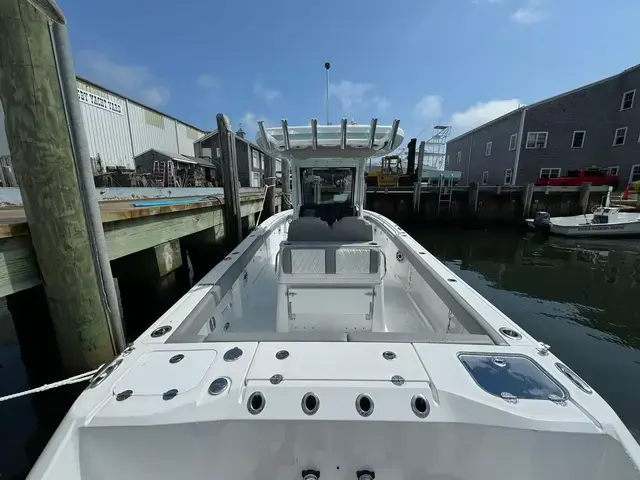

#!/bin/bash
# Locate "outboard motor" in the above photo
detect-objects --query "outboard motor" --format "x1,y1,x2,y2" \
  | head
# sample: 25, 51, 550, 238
533, 211, 551, 231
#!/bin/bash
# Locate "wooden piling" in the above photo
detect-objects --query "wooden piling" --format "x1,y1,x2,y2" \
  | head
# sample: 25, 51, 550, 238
412, 141, 425, 212
522, 183, 534, 218
264, 154, 276, 219
579, 182, 592, 214
216, 114, 242, 248
468, 182, 479, 214
281, 158, 291, 210
0, 0, 116, 372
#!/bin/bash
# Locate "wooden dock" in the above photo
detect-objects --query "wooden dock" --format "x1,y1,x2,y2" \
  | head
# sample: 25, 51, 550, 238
0, 189, 279, 298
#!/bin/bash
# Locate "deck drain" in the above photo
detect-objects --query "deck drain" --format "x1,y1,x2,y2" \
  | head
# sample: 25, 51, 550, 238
116, 389, 133, 401
247, 392, 266, 415
391, 375, 405, 386
499, 327, 522, 340
270, 374, 283, 385
396, 251, 405, 262
169, 354, 184, 364
151, 325, 172, 338
276, 350, 289, 360
208, 377, 230, 396
301, 392, 320, 415
356, 394, 374, 417
163, 389, 178, 401
411, 394, 430, 418
224, 347, 243, 362
382, 351, 396, 360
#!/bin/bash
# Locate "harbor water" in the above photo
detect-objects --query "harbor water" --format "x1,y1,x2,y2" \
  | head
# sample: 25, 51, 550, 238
1, 228, 640, 478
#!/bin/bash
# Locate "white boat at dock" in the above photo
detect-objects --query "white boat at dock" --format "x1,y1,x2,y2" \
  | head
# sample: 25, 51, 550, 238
527, 206, 640, 237
28, 118, 640, 479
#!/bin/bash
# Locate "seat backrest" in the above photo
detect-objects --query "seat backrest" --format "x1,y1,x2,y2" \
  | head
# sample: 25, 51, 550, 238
287, 217, 332, 242
331, 217, 373, 242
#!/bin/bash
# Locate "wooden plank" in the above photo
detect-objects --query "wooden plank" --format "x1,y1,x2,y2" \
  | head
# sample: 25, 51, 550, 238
0, 197, 267, 296
0, 236, 40, 297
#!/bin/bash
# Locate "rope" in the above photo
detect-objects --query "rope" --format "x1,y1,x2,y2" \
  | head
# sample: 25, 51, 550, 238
0, 367, 101, 403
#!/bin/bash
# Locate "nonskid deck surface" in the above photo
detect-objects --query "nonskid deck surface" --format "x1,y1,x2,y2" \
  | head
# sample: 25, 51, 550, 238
213, 244, 435, 335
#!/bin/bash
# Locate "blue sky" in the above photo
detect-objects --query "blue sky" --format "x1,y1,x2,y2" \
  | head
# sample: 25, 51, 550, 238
60, 0, 640, 145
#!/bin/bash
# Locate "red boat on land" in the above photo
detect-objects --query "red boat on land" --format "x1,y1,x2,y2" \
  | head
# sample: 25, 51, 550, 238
535, 168, 620, 189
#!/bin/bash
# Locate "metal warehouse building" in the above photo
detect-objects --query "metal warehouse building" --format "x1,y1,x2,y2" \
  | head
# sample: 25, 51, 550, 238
446, 64, 640, 188
0, 77, 206, 171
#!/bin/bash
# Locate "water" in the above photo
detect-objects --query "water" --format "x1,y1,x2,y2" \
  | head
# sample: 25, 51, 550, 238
1, 229, 640, 477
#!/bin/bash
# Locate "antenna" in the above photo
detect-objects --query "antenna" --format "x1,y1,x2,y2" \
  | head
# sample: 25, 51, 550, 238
324, 62, 331, 125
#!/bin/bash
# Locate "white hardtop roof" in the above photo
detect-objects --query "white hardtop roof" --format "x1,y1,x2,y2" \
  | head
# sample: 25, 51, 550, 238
255, 118, 404, 163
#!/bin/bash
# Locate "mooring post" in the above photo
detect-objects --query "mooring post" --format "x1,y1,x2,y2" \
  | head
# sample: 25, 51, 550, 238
468, 182, 479, 214
281, 157, 291, 210
412, 141, 425, 212
0, 0, 116, 373
522, 183, 534, 218
216, 114, 242, 247
579, 182, 592, 214
264, 154, 276, 219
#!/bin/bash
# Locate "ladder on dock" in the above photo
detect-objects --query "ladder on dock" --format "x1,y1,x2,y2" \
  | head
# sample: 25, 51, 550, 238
437, 174, 453, 215
152, 160, 166, 187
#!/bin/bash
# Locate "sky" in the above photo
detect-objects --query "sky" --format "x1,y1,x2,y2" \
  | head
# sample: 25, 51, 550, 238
59, 0, 640, 147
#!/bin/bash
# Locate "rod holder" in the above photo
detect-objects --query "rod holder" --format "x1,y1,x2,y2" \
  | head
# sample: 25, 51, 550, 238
340, 118, 347, 149
311, 118, 318, 150
388, 119, 400, 149
367, 118, 378, 149
281, 119, 291, 150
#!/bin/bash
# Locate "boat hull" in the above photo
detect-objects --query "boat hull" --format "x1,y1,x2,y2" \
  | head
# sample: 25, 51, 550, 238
550, 220, 640, 237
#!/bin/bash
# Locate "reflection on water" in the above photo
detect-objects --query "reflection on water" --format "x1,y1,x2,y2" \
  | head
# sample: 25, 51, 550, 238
1, 229, 640, 477
411, 227, 640, 438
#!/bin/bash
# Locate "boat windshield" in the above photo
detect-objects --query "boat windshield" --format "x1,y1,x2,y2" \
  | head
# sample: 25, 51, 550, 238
300, 167, 355, 205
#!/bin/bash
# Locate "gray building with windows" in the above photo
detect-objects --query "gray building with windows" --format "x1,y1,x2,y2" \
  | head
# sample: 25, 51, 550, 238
446, 64, 640, 188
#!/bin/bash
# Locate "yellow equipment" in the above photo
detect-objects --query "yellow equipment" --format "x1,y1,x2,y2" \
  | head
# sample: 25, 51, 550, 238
366, 155, 412, 187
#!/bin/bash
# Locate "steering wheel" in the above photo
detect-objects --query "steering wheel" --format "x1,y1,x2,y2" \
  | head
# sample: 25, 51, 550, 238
591, 205, 601, 213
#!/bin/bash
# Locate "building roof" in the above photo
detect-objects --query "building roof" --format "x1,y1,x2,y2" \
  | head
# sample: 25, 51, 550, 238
76, 76, 208, 134
195, 128, 268, 154
447, 63, 640, 144
136, 148, 215, 168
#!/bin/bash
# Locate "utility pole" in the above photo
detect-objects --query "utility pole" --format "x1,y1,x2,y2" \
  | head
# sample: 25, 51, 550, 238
324, 62, 331, 125
0, 0, 118, 373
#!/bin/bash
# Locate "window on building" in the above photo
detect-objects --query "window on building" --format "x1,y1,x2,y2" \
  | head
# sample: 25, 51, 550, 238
631, 165, 640, 183
613, 127, 627, 146
509, 133, 518, 151
251, 149, 260, 169
621, 90, 636, 111
571, 131, 586, 148
186, 126, 200, 140
525, 132, 548, 149
504, 169, 513, 185
482, 171, 489, 185
144, 109, 165, 129
539, 168, 561, 179
457, 151, 462, 163
485, 141, 492, 156
446, 154, 450, 167
252, 172, 261, 187
607, 166, 619, 176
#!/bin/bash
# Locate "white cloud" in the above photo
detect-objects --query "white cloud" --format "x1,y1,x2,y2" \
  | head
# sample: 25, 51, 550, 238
253, 82, 280, 102
511, 1, 547, 24
196, 74, 220, 89
449, 99, 521, 134
415, 94, 443, 120
329, 80, 389, 113
79, 51, 170, 107
238, 112, 268, 140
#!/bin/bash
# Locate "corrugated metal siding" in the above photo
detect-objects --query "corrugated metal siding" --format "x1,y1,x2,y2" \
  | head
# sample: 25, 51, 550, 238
128, 102, 179, 156
176, 123, 204, 156
76, 80, 134, 169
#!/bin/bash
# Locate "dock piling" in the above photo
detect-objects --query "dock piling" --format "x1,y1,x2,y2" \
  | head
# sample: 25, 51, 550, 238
0, 0, 117, 372
216, 114, 242, 248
